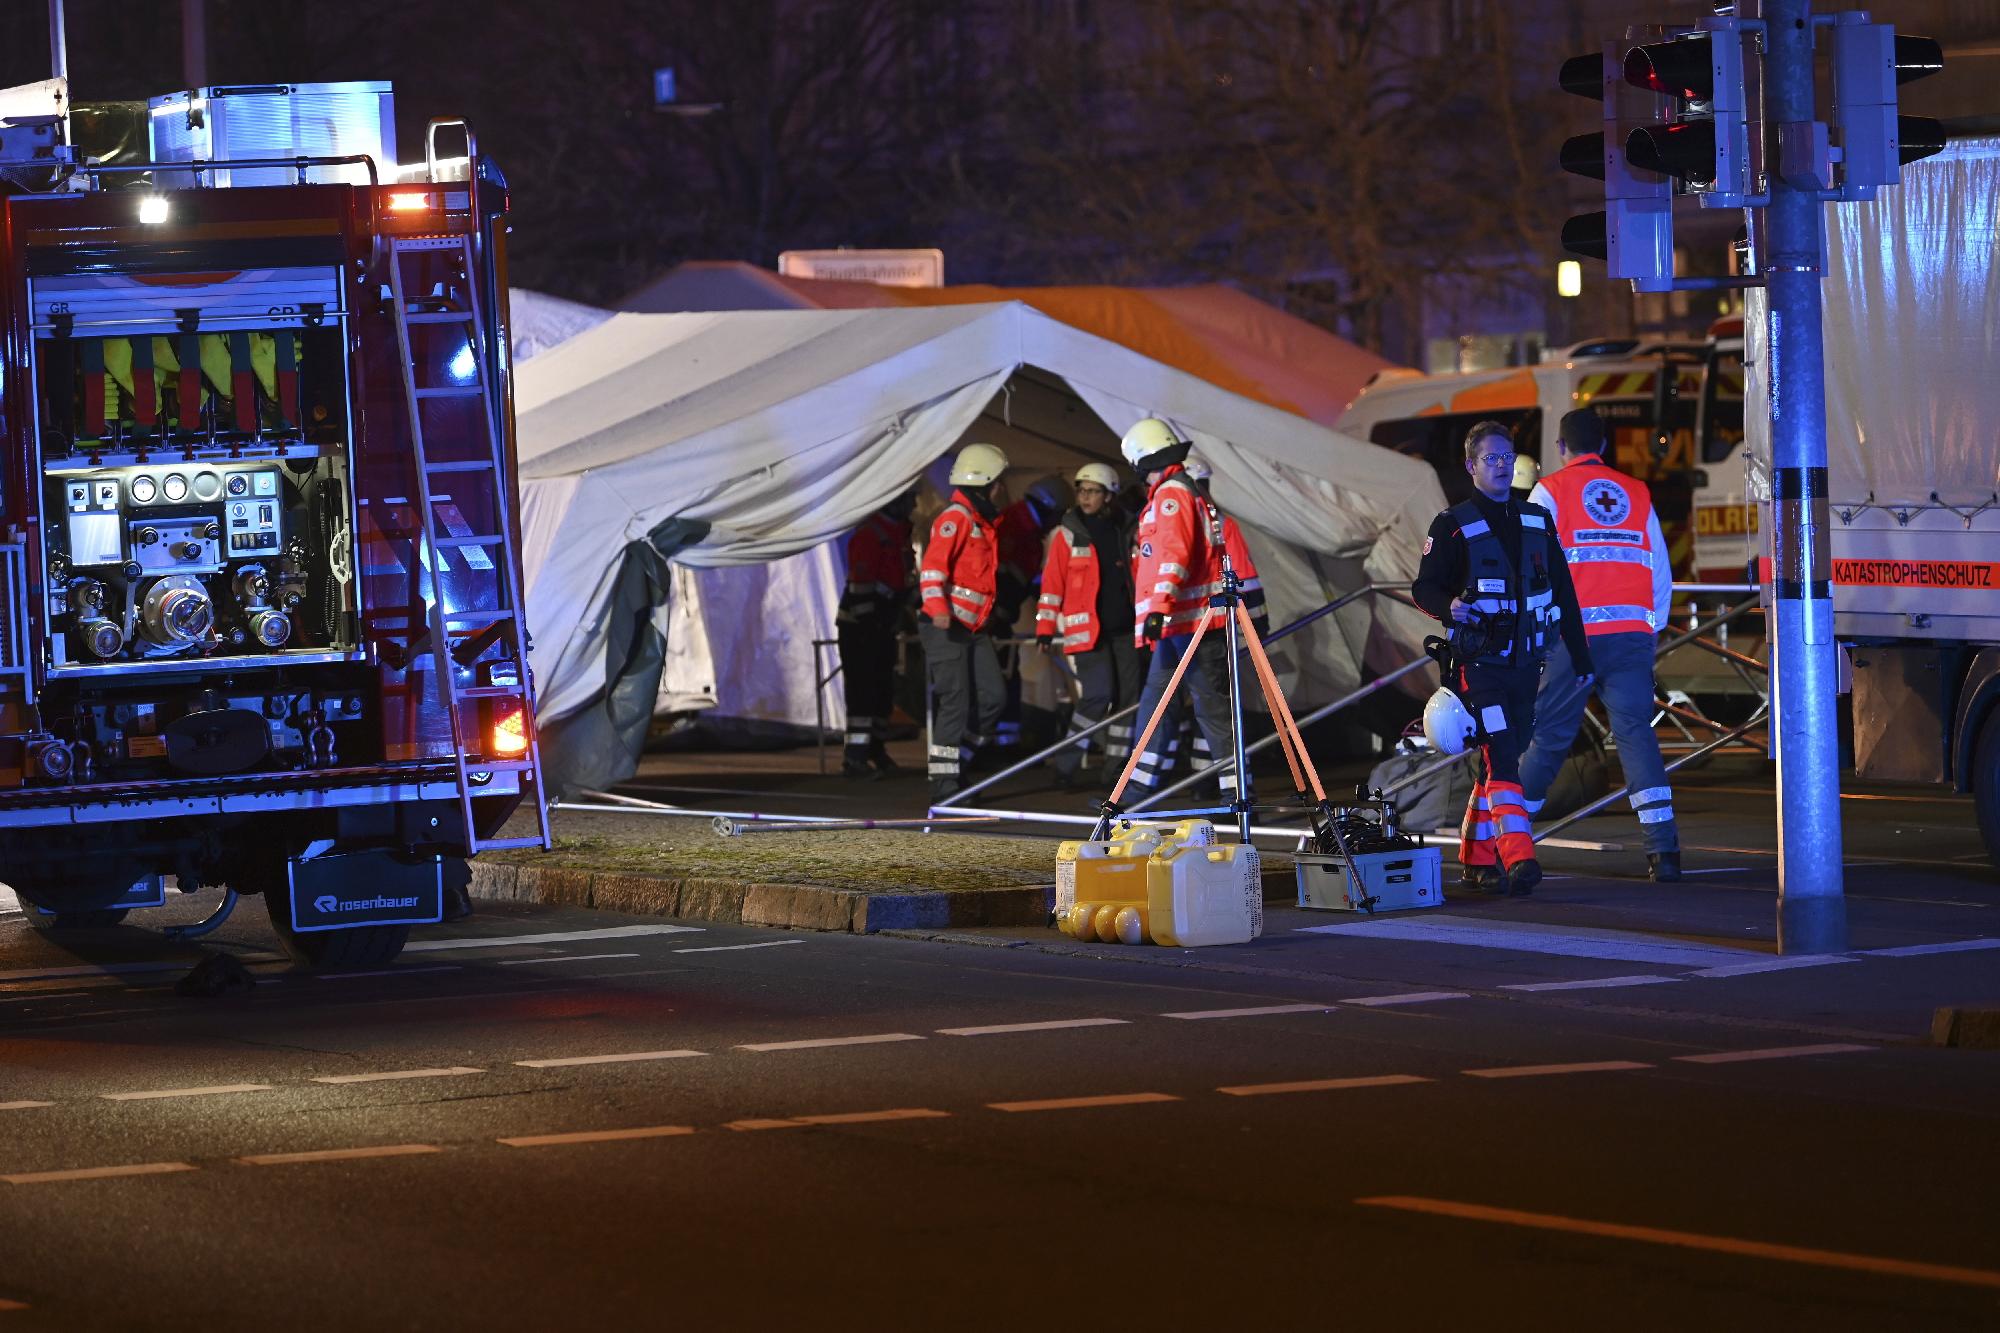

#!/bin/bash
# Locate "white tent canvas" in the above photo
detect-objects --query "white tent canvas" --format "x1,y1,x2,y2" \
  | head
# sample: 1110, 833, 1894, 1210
514, 301, 1444, 782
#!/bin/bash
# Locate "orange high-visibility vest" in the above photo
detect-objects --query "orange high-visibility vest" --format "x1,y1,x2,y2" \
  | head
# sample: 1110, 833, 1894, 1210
1538, 453, 1660, 636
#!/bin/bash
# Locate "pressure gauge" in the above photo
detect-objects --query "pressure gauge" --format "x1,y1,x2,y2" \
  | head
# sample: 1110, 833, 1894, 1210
162, 473, 189, 502
192, 470, 222, 501
129, 474, 157, 504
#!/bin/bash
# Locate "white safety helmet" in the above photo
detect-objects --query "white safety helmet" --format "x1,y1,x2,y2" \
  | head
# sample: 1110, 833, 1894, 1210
1511, 454, 1541, 492
1073, 462, 1120, 494
1118, 417, 1190, 473
1181, 453, 1212, 482
1421, 687, 1479, 756
948, 442, 1009, 488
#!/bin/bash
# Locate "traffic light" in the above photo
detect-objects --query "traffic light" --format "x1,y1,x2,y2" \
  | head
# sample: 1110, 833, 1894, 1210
1622, 29, 1751, 206
1829, 18, 1946, 200
1558, 47, 1674, 291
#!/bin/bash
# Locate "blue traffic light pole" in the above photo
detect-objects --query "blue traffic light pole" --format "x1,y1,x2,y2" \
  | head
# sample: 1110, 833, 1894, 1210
1762, 0, 1846, 952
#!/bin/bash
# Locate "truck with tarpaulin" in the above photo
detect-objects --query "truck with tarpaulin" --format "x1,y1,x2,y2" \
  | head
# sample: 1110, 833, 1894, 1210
1713, 135, 2000, 865
0, 77, 548, 965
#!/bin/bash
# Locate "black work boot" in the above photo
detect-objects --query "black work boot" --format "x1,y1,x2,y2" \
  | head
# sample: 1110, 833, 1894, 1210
1648, 851, 1683, 882
1460, 866, 1506, 895
1506, 859, 1542, 897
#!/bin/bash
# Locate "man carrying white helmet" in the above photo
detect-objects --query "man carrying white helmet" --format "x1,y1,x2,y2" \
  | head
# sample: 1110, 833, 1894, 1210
1034, 462, 1139, 787
1411, 421, 1594, 896
920, 443, 1011, 801
1120, 418, 1241, 802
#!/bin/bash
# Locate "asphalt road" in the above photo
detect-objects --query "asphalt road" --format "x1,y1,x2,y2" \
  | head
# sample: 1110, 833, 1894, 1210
3, 881, 1998, 1331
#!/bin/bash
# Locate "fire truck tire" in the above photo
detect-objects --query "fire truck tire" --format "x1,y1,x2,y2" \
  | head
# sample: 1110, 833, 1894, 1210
260, 889, 410, 970
1974, 707, 2000, 871
26, 908, 131, 931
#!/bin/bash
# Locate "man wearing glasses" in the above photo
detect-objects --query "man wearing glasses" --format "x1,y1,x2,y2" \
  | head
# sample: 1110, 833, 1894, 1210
1412, 422, 1594, 895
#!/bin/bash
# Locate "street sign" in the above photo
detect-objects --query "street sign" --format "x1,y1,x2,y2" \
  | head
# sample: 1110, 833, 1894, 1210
777, 249, 944, 288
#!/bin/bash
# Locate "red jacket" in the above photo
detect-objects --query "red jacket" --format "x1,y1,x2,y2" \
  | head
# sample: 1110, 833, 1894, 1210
1035, 513, 1104, 652
919, 490, 1000, 631
1217, 514, 1268, 635
838, 512, 912, 625
1133, 466, 1226, 642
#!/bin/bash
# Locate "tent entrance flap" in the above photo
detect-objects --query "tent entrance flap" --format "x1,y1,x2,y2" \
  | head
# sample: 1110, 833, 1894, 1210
538, 518, 708, 800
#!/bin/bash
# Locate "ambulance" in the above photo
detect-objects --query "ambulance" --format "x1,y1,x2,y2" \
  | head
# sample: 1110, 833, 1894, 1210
1338, 335, 1721, 575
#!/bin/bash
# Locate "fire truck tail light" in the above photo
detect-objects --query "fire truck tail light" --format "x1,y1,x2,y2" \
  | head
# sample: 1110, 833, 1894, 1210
388, 190, 433, 212
493, 706, 529, 757
138, 196, 170, 225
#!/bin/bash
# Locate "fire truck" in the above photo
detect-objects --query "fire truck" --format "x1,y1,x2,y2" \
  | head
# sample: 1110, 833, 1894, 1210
0, 79, 548, 966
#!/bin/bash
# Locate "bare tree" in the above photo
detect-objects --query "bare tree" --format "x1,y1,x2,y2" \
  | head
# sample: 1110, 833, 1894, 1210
953, 0, 1571, 362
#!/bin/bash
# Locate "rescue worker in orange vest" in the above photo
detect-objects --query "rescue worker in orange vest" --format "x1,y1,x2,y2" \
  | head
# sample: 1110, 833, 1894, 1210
919, 444, 1010, 802
1162, 453, 1267, 783
1121, 419, 1241, 801
1521, 407, 1681, 879
837, 488, 917, 779
1034, 462, 1139, 787
1413, 421, 1594, 895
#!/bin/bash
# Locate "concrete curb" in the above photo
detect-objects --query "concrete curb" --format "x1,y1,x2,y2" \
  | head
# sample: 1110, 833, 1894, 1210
1931, 1005, 2000, 1049
469, 861, 1056, 934
470, 862, 1300, 935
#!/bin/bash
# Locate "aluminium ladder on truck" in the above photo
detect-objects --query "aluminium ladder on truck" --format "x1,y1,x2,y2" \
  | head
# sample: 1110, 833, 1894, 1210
387, 230, 551, 854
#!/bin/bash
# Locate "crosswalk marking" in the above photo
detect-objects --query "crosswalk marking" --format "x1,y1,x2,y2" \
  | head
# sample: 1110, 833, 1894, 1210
515, 1050, 705, 1069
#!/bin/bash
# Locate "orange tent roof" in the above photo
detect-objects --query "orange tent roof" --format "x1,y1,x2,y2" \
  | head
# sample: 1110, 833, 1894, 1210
621, 262, 1399, 428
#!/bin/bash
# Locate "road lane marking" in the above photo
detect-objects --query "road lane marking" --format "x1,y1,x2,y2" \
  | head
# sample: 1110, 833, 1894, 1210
0, 1101, 53, 1111
315, 965, 461, 981
0, 1298, 26, 1310
1298, 917, 1745, 967
1162, 1003, 1333, 1020
988, 1093, 1179, 1113
406, 925, 703, 953
1674, 1043, 1873, 1065
238, 1144, 441, 1166
936, 1019, 1128, 1036
499, 952, 642, 966
737, 1033, 924, 1052
1219, 1075, 1431, 1097
1464, 1061, 1651, 1079
1689, 957, 1856, 978
309, 1067, 484, 1085
0, 959, 274, 984
1356, 1195, 2000, 1291
1675, 866, 1752, 876
727, 1109, 950, 1130
3, 1161, 196, 1185
1342, 992, 1471, 1007
1857, 939, 2000, 958
102, 1084, 270, 1102
1499, 975, 1682, 992
499, 1126, 695, 1148
515, 1050, 705, 1069
675, 940, 806, 954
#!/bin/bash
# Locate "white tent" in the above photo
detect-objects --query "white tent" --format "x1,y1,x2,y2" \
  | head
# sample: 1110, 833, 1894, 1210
514, 301, 1445, 791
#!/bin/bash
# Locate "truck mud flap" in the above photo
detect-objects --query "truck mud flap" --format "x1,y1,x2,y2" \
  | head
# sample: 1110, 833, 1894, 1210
30, 875, 165, 916
283, 852, 443, 932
